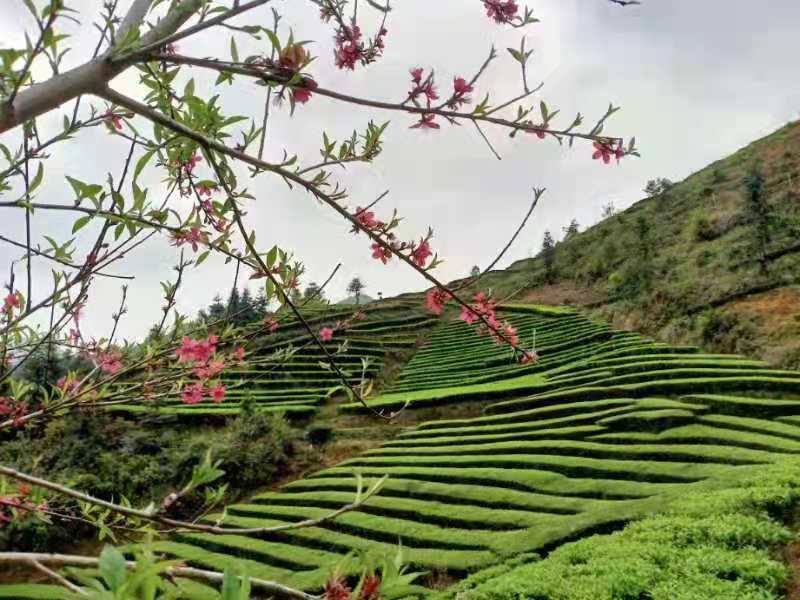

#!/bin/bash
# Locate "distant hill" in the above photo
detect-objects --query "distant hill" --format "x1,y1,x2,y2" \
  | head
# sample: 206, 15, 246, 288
455, 121, 800, 367
337, 293, 375, 305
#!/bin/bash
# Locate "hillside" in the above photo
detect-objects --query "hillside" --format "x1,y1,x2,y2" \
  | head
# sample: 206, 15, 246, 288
6, 303, 800, 598
461, 121, 800, 368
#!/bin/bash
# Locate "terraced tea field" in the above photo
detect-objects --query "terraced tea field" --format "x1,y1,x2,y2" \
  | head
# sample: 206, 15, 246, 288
6, 303, 800, 598
110, 301, 435, 420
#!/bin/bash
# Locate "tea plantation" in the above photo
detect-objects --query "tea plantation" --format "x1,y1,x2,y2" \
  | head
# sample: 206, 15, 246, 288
6, 303, 800, 598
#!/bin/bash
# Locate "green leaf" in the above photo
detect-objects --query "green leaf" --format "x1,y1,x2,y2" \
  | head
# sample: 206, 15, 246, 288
72, 215, 92, 233
29, 162, 44, 193
264, 29, 281, 54
133, 149, 155, 183
99, 545, 127, 592
230, 36, 239, 62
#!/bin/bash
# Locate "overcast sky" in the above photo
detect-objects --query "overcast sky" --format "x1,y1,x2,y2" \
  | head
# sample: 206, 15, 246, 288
1, 0, 799, 342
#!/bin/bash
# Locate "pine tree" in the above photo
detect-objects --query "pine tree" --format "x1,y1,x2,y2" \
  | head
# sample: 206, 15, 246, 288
347, 277, 365, 305
541, 230, 556, 283
563, 219, 580, 241
744, 170, 770, 272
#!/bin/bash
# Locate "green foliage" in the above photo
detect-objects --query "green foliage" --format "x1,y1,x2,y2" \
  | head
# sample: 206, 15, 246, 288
698, 310, 757, 355
212, 411, 291, 488
454, 461, 800, 600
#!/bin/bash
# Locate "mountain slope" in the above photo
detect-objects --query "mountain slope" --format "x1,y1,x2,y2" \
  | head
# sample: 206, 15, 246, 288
465, 121, 800, 367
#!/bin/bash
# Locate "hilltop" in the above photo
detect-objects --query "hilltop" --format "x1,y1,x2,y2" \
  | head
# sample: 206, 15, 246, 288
460, 121, 800, 368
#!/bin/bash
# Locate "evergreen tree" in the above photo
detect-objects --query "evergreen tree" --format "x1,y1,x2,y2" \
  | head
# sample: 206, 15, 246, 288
226, 287, 241, 319
541, 230, 556, 283
744, 170, 770, 272
563, 219, 580, 241
304, 282, 324, 302
347, 277, 366, 304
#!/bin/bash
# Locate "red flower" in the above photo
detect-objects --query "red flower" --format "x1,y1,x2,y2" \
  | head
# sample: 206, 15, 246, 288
175, 335, 218, 364
334, 24, 363, 70
425, 288, 451, 315
197, 184, 216, 197
319, 327, 334, 342
210, 383, 226, 403
171, 226, 207, 252
105, 111, 123, 131
2, 291, 21, 315
453, 77, 474, 96
233, 346, 245, 365
18, 485, 30, 496
410, 114, 440, 130
181, 382, 204, 405
97, 350, 123, 374
193, 358, 224, 379
411, 239, 433, 268
354, 207, 379, 230
484, 0, 519, 24
460, 305, 479, 325
449, 77, 474, 109
181, 153, 202, 175
410, 67, 424, 84
324, 578, 352, 600
293, 79, 318, 104
592, 141, 625, 165
360, 574, 381, 599
371, 243, 392, 264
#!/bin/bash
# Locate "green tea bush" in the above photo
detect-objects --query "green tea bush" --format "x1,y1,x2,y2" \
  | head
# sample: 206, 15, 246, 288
451, 460, 800, 600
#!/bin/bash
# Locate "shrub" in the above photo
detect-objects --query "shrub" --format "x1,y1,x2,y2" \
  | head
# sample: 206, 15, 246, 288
213, 412, 292, 488
452, 460, 800, 600
691, 212, 719, 241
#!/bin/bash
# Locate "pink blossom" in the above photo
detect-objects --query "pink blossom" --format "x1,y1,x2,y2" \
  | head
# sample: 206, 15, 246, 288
163, 43, 178, 55
592, 141, 625, 165
2, 292, 21, 315
292, 79, 318, 105
354, 207, 379, 230
197, 184, 215, 197
233, 346, 245, 365
410, 67, 424, 84
181, 382, 204, 405
210, 383, 226, 403
449, 77, 475, 109
425, 289, 451, 315
319, 327, 334, 342
518, 350, 539, 365
371, 243, 392, 264
175, 335, 218, 365
483, 0, 519, 24
171, 226, 207, 252
181, 153, 202, 175
411, 239, 433, 268
334, 24, 363, 70
97, 350, 123, 374
460, 305, 479, 325
410, 114, 440, 130
105, 111, 123, 131
264, 316, 279, 333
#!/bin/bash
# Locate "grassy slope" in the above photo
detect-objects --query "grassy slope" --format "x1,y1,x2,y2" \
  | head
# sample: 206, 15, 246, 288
458, 121, 800, 368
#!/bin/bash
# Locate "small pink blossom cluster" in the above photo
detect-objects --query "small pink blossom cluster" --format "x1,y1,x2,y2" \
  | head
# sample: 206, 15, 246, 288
448, 77, 475, 110
0, 396, 28, 427
195, 189, 228, 233
2, 290, 22, 316
0, 485, 48, 528
592, 140, 626, 165
483, 0, 519, 24
317, 311, 366, 343
424, 290, 539, 364
408, 68, 440, 130
175, 336, 246, 404
56, 375, 81, 395
352, 207, 437, 269
95, 350, 123, 374
328, 13, 387, 71
176, 153, 202, 176
170, 226, 208, 252
264, 315, 280, 333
